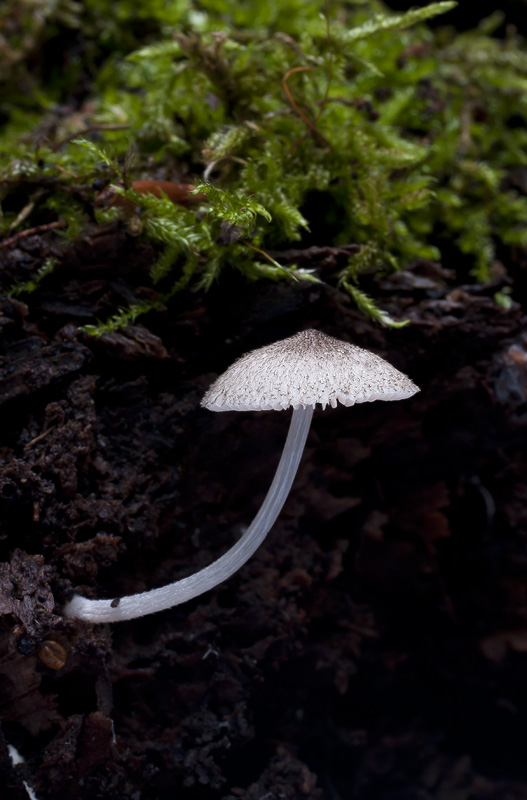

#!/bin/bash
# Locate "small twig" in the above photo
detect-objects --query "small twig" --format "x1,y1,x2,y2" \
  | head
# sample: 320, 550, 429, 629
203, 154, 248, 181
24, 426, 55, 449
242, 240, 298, 281
273, 32, 309, 60
282, 66, 332, 149
284, 7, 334, 155
6, 189, 46, 234
52, 163, 81, 179
0, 220, 66, 250
318, 0, 334, 118
51, 124, 130, 152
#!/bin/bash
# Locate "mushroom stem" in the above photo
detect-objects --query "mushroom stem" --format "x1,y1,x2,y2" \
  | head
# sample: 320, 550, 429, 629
63, 405, 314, 623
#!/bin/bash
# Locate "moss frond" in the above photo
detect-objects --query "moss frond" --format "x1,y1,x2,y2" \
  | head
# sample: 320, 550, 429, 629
4, 0, 527, 331
7, 257, 58, 297
338, 2, 457, 46
341, 281, 409, 328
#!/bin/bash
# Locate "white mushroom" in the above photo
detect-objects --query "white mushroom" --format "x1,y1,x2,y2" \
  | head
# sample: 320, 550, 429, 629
63, 330, 419, 623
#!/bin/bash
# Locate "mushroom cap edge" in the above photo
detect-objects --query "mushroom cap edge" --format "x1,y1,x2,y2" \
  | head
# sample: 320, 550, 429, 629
201, 329, 419, 412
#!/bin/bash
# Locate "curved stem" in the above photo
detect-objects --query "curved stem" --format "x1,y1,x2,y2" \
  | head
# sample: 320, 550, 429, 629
63, 405, 314, 623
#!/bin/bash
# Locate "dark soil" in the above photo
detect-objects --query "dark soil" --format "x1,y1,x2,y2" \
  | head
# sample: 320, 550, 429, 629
0, 220, 527, 800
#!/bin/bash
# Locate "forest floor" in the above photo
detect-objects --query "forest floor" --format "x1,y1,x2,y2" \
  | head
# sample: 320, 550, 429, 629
0, 219, 526, 799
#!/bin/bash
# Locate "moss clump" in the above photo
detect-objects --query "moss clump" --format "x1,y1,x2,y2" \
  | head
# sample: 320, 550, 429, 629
1, 1, 526, 331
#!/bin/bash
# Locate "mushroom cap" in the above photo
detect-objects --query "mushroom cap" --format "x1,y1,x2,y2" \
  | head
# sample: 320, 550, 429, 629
202, 329, 419, 411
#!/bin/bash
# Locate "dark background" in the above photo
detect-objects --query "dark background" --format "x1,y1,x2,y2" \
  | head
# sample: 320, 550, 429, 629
0, 1, 526, 798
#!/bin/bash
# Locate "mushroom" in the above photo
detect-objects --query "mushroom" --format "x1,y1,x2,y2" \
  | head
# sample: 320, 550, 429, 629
63, 330, 419, 623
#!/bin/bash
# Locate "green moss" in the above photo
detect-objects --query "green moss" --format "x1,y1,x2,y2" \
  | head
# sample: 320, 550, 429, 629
7, 257, 57, 298
1, 0, 526, 330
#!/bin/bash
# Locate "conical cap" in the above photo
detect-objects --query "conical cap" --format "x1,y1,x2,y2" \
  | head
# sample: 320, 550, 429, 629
202, 329, 419, 412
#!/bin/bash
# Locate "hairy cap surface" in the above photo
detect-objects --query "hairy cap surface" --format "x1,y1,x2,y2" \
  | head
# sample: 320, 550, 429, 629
202, 329, 419, 411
